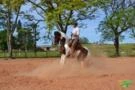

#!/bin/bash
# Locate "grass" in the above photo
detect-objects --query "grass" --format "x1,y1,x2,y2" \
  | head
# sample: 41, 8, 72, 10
119, 80, 133, 89
0, 50, 60, 58
0, 43, 135, 58
83, 43, 135, 57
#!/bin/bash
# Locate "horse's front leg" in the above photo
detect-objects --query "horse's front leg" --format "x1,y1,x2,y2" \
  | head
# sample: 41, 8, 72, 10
60, 44, 70, 65
60, 54, 66, 65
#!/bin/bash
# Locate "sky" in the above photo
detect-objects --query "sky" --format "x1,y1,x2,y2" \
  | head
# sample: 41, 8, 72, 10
21, 3, 135, 46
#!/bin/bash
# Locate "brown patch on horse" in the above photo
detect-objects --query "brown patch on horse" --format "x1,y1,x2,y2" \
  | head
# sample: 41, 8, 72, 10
54, 31, 61, 45
54, 31, 66, 54
77, 47, 88, 61
68, 38, 88, 60
59, 37, 66, 54
59, 46, 65, 54
68, 39, 73, 47
70, 39, 82, 53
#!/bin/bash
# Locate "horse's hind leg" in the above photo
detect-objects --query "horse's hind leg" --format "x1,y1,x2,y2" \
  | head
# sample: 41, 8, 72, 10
77, 49, 89, 68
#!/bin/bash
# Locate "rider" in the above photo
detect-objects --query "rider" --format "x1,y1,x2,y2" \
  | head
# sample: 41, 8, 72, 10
71, 22, 79, 40
70, 22, 80, 55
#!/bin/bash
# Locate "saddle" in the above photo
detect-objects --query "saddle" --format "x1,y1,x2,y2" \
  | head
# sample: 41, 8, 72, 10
68, 38, 82, 52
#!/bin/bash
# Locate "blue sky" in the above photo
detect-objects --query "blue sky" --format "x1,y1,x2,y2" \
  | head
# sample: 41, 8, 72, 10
22, 4, 135, 46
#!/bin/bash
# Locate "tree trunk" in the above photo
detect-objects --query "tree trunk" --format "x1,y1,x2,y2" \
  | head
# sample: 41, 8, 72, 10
7, 31, 13, 58
34, 26, 37, 57
7, 2, 13, 58
114, 36, 120, 56
24, 32, 28, 58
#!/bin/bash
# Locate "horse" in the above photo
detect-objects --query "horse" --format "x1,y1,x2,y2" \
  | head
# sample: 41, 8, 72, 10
54, 31, 90, 67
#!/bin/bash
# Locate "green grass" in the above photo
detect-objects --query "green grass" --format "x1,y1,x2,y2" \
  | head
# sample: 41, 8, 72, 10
0, 50, 60, 58
119, 80, 133, 89
83, 43, 135, 57
0, 43, 135, 58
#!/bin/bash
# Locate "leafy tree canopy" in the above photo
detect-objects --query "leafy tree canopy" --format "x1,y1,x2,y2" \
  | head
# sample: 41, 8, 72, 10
27, 0, 110, 32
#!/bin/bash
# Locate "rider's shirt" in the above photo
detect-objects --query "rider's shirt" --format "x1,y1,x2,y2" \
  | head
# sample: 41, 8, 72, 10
72, 27, 79, 39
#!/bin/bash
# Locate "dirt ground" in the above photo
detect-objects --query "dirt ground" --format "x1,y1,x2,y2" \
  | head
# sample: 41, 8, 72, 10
0, 56, 135, 90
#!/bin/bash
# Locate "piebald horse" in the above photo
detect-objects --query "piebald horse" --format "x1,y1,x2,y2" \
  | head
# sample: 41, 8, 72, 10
54, 31, 89, 67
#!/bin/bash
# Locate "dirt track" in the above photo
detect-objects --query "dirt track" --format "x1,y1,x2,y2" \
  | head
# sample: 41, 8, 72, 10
0, 57, 135, 90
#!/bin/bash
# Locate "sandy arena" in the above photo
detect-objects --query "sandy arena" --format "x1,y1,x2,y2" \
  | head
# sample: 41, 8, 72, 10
0, 56, 135, 90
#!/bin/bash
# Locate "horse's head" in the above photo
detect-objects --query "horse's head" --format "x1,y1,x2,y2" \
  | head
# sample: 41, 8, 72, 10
54, 31, 61, 45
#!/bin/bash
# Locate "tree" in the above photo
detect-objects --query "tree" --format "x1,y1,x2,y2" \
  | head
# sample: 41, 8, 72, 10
29, 22, 40, 56
0, 30, 17, 51
0, 30, 7, 51
16, 20, 40, 48
27, 0, 109, 33
0, 0, 25, 58
129, 1, 135, 39
0, 6, 6, 29
80, 37, 89, 44
130, 29, 135, 39
98, 0, 135, 56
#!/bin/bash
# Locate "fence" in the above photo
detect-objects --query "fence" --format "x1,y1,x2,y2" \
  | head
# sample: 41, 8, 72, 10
0, 50, 60, 58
